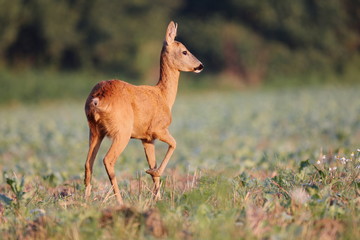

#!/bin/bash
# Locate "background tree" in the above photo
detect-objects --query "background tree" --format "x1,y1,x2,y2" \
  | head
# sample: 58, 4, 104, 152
0, 0, 359, 85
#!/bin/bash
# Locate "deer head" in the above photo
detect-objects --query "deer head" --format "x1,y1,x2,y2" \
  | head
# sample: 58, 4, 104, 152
161, 21, 204, 73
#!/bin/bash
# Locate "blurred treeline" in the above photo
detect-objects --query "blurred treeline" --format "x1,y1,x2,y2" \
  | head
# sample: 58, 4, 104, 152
1, 0, 360, 86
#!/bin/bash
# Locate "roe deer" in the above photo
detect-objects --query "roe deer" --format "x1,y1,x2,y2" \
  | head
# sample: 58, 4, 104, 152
84, 21, 203, 204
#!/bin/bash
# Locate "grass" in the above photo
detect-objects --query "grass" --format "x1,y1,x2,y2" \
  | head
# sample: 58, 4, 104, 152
0, 85, 359, 239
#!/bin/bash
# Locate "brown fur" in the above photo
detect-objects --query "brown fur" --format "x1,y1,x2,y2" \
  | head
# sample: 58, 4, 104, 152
84, 21, 203, 204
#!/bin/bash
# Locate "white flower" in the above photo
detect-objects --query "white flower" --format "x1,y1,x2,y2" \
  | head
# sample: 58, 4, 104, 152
357, 149, 360, 152
30, 208, 46, 218
329, 167, 332, 171
290, 188, 310, 205
333, 167, 337, 170
317, 160, 321, 164
351, 152, 355, 157
322, 155, 326, 160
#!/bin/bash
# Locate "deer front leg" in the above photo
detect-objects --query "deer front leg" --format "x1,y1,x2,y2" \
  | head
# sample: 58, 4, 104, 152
146, 130, 176, 178
142, 140, 161, 199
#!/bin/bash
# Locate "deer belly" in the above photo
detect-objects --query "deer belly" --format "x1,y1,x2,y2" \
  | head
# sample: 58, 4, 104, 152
130, 117, 151, 140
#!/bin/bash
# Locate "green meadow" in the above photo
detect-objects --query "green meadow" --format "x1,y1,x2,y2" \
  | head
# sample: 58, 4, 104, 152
0, 85, 359, 239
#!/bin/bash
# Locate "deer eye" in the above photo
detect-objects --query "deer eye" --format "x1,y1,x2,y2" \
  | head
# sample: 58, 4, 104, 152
182, 51, 188, 55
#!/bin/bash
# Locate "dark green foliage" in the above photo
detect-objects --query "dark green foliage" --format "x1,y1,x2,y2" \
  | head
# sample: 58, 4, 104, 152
0, 0, 359, 89
180, 0, 360, 84
0, 0, 180, 78
299, 159, 311, 172
0, 193, 12, 206
2, 172, 25, 210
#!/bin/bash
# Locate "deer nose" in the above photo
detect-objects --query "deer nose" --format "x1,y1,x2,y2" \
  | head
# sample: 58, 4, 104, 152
194, 63, 204, 73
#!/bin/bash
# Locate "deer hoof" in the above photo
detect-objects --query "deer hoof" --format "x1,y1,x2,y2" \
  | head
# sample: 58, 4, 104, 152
146, 168, 160, 177
85, 185, 92, 200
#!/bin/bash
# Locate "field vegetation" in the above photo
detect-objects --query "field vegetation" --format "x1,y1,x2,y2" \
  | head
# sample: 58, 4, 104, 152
0, 85, 359, 239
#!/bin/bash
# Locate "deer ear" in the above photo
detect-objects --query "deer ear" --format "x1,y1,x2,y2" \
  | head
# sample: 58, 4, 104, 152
165, 21, 177, 45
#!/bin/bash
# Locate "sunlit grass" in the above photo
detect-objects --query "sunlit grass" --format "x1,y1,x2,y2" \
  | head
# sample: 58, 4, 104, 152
0, 86, 359, 239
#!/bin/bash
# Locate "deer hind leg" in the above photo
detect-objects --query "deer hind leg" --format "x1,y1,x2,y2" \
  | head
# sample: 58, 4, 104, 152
84, 129, 104, 200
142, 140, 161, 199
146, 129, 176, 179
103, 133, 130, 205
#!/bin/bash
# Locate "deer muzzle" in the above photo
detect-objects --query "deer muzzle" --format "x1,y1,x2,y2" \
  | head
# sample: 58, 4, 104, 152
194, 63, 204, 73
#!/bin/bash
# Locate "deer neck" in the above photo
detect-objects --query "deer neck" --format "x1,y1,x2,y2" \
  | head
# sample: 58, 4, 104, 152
156, 56, 180, 110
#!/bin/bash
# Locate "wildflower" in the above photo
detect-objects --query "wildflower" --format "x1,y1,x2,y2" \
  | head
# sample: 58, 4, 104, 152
290, 187, 310, 205
333, 167, 337, 170
329, 167, 332, 171
322, 155, 326, 160
317, 160, 321, 165
30, 208, 46, 218
351, 152, 354, 157
357, 149, 360, 152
